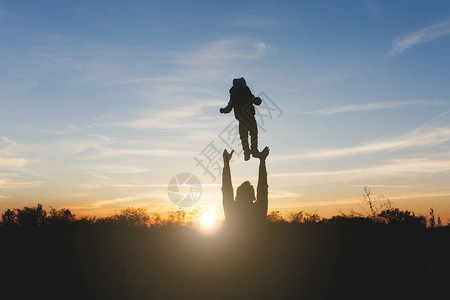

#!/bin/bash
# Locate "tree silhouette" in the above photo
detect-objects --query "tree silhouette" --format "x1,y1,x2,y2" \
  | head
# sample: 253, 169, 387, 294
378, 208, 426, 226
47, 207, 76, 224
1, 209, 17, 226
15, 204, 47, 227
266, 210, 284, 223
112, 207, 150, 227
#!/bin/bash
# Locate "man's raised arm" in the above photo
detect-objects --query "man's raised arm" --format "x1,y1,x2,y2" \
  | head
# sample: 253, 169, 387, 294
222, 150, 235, 219
255, 147, 269, 217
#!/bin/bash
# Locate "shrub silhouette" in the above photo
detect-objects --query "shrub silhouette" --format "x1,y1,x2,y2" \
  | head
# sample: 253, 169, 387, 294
266, 210, 284, 223
287, 211, 321, 223
289, 211, 304, 223
303, 211, 321, 223
378, 208, 426, 226
1, 209, 17, 226
352, 186, 392, 220
47, 207, 76, 225
111, 207, 150, 227
15, 204, 47, 227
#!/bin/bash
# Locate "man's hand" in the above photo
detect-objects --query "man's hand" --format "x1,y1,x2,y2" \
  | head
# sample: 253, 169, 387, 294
259, 146, 269, 160
223, 149, 234, 164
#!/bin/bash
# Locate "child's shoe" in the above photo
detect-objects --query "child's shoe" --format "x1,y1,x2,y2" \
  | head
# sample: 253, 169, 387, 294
244, 149, 251, 161
251, 148, 260, 158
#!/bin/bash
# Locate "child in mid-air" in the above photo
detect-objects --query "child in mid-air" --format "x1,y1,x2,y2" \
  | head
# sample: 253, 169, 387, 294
220, 77, 262, 161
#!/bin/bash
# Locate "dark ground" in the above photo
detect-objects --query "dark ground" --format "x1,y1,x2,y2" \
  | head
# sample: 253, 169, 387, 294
0, 219, 449, 299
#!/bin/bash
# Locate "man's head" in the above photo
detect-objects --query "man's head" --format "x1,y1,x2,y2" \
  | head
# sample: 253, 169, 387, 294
235, 181, 255, 204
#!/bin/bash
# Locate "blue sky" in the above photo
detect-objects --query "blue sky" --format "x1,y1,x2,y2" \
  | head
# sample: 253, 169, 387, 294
1, 1, 450, 221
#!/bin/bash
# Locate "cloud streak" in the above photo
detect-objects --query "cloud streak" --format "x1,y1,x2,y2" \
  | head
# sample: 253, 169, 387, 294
119, 100, 225, 130
273, 157, 450, 184
0, 157, 29, 167
176, 39, 270, 65
304, 126, 450, 159
0, 179, 44, 189
306, 100, 446, 114
389, 19, 450, 56
0, 137, 33, 167
278, 113, 450, 160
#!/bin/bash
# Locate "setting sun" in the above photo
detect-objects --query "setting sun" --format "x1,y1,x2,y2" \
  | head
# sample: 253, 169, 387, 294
198, 212, 219, 233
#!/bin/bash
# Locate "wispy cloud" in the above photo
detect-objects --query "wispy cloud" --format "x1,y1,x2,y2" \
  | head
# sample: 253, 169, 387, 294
176, 39, 271, 65
71, 192, 165, 210
350, 184, 413, 188
91, 194, 153, 208
113, 76, 193, 85
388, 190, 450, 201
389, 19, 450, 56
306, 99, 446, 114
0, 173, 18, 177
0, 179, 44, 189
86, 166, 150, 174
119, 100, 225, 130
52, 134, 193, 160
41, 54, 83, 69
0, 137, 33, 167
38, 42, 127, 85
63, 134, 112, 155
273, 156, 450, 184
269, 191, 304, 199
0, 137, 29, 156
40, 124, 81, 135
276, 198, 363, 209
279, 112, 450, 160
305, 126, 450, 159
0, 157, 30, 167
76, 148, 191, 160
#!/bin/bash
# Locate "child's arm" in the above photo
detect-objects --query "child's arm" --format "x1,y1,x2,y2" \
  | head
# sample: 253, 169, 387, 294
253, 96, 262, 106
220, 100, 232, 114
247, 87, 261, 106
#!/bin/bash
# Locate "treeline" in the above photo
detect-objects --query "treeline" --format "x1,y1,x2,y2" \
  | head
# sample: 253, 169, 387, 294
3, 187, 446, 229
0, 203, 446, 229
0, 206, 449, 298
0, 205, 206, 228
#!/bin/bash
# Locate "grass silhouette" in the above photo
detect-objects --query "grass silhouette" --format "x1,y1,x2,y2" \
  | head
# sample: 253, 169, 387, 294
0, 203, 449, 299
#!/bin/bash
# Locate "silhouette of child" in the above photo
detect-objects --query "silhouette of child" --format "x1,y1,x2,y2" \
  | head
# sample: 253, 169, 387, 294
220, 77, 262, 161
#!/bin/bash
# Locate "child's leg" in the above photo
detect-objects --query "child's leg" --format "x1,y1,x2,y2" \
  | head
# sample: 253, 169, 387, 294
248, 117, 258, 155
238, 121, 251, 160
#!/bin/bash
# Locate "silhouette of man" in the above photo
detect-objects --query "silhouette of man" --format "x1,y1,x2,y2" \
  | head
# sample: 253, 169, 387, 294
221, 146, 269, 226
220, 77, 262, 161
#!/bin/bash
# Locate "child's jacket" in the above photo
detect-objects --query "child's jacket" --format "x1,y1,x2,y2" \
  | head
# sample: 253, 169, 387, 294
221, 78, 261, 121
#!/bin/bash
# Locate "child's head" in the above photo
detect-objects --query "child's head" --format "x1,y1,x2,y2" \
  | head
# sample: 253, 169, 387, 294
233, 77, 247, 89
